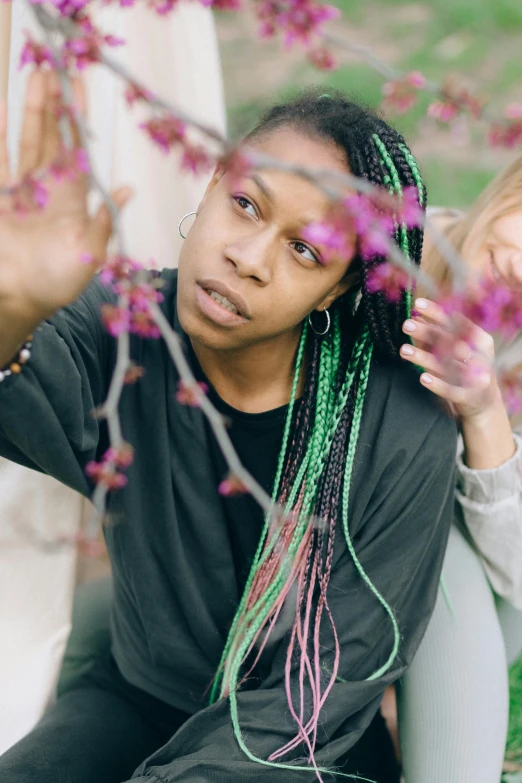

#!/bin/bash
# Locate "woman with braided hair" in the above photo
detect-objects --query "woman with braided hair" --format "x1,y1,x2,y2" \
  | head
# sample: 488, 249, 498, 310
0, 74, 456, 783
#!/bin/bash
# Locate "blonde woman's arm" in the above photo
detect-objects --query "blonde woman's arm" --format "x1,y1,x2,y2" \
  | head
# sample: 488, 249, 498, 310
399, 297, 522, 607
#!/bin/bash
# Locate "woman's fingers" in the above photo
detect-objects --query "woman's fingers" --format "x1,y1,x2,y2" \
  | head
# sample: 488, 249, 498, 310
18, 69, 46, 177
69, 76, 88, 149
413, 297, 449, 325
42, 70, 63, 166
399, 342, 444, 376
417, 372, 471, 405
0, 99, 10, 185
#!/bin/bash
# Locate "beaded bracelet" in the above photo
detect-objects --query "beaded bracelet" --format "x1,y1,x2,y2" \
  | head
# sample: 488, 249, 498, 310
0, 335, 33, 383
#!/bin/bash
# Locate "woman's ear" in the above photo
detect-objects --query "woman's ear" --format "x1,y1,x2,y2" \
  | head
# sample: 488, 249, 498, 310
197, 163, 226, 213
315, 269, 360, 311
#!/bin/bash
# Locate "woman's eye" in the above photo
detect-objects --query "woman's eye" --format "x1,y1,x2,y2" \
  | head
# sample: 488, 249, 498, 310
291, 241, 319, 264
233, 195, 257, 218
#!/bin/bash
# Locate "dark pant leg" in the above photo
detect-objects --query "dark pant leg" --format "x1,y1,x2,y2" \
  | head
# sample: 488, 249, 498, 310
0, 653, 190, 783
337, 710, 401, 783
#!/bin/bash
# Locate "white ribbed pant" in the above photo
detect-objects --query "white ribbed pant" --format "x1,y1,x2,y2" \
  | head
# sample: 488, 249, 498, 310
398, 523, 522, 783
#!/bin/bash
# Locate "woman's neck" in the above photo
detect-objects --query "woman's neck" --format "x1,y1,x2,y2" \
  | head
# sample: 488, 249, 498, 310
190, 328, 306, 413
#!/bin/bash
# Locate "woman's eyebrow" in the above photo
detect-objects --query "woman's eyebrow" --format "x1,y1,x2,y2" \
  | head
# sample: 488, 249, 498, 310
490, 229, 522, 252
246, 173, 274, 202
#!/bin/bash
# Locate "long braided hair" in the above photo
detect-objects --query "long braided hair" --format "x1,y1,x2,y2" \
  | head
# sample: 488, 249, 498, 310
210, 90, 427, 777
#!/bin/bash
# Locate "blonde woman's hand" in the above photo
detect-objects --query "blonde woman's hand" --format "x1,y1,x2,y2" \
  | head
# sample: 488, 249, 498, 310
399, 297, 502, 421
0, 69, 132, 325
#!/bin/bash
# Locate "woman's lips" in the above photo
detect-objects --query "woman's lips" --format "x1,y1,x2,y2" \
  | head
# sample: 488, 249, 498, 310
195, 284, 249, 326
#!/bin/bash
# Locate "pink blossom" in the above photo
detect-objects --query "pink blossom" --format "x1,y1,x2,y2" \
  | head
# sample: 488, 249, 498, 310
302, 210, 356, 265
99, 254, 144, 287
104, 443, 135, 469
344, 193, 395, 260
407, 71, 427, 89
11, 175, 49, 214
366, 262, 410, 301
219, 473, 248, 496
221, 148, 254, 188
427, 100, 460, 124
62, 19, 124, 70
127, 282, 164, 310
148, 0, 178, 14
124, 82, 155, 107
129, 309, 161, 339
140, 115, 186, 154
440, 278, 522, 341
85, 455, 129, 490
50, 0, 90, 16
397, 186, 423, 228
124, 364, 146, 384
307, 46, 336, 70
428, 85, 482, 126
201, 0, 241, 8
100, 304, 131, 336
381, 71, 426, 115
181, 144, 213, 174
50, 147, 91, 181
176, 380, 209, 407
19, 39, 56, 70
255, 0, 339, 48
499, 368, 522, 416
489, 105, 522, 148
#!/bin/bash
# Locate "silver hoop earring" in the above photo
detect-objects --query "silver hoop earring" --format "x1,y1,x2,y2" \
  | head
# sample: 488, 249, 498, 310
178, 211, 198, 239
308, 307, 330, 336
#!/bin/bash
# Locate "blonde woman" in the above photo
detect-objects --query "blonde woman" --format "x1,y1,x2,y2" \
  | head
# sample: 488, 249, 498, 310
396, 157, 522, 783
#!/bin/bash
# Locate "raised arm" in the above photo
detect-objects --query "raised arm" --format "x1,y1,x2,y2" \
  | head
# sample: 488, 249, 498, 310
0, 69, 131, 367
400, 297, 522, 607
0, 70, 132, 493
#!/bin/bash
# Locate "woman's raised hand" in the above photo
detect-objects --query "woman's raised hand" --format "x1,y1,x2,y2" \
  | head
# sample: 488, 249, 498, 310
399, 298, 501, 420
0, 69, 132, 325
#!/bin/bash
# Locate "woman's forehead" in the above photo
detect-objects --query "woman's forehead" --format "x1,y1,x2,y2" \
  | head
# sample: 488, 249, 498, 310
249, 126, 349, 175
238, 128, 351, 224
492, 211, 522, 251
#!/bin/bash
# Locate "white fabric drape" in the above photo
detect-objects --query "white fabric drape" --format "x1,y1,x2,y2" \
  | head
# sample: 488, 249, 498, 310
0, 0, 225, 753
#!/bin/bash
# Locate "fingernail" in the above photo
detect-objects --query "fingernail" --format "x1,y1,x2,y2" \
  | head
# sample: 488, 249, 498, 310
403, 319, 416, 332
401, 344, 415, 356
420, 373, 433, 384
415, 298, 428, 310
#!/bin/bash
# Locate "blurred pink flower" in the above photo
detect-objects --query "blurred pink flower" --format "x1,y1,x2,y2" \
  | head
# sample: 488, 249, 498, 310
302, 207, 356, 265
308, 46, 336, 70
381, 71, 426, 115
219, 473, 248, 496
19, 38, 56, 69
101, 304, 131, 337
366, 262, 410, 301
140, 115, 186, 154
11, 175, 49, 214
255, 0, 339, 47
181, 144, 214, 174
176, 380, 209, 407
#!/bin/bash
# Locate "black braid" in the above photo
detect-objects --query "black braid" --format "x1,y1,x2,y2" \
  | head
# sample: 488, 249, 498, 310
244, 89, 426, 634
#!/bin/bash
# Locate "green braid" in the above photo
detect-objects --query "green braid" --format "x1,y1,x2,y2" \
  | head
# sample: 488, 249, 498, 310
372, 133, 423, 319
399, 143, 426, 206
210, 325, 308, 703
340, 341, 401, 679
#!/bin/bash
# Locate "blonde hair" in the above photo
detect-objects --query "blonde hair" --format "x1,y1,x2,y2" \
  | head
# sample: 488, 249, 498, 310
423, 156, 522, 429
423, 154, 522, 289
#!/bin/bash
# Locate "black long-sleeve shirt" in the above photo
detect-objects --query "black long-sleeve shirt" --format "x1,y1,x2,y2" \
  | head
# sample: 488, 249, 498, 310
0, 269, 457, 782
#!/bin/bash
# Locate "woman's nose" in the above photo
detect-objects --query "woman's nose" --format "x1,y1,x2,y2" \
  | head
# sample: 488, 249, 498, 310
224, 233, 273, 285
